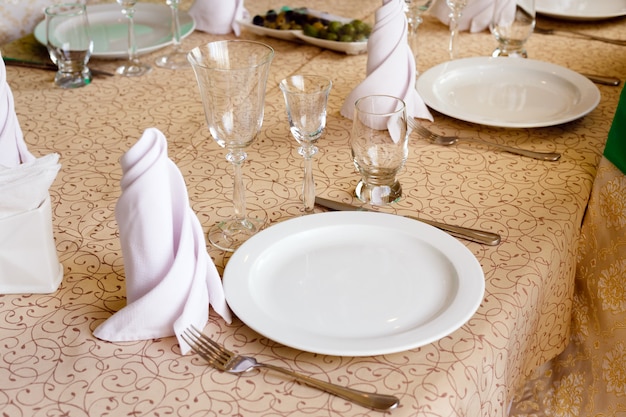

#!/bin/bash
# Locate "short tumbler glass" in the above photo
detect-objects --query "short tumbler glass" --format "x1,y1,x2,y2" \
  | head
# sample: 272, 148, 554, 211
351, 95, 408, 206
490, 0, 535, 58
45, 3, 93, 88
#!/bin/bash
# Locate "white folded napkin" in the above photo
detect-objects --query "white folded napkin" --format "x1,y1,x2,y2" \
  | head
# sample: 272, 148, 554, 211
93, 128, 232, 354
189, 0, 247, 35
0, 54, 34, 168
430, 0, 495, 33
340, 0, 433, 122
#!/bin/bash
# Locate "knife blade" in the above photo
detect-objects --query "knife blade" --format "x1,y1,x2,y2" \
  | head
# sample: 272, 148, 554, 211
3, 57, 115, 77
315, 196, 501, 246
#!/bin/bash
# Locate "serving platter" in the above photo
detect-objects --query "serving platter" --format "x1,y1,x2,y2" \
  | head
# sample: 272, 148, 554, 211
223, 211, 485, 356
536, 0, 626, 20
34, 3, 195, 59
416, 57, 600, 128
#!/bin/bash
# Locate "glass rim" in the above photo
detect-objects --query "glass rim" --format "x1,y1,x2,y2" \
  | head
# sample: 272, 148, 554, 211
354, 95, 406, 116
45, 3, 87, 16
187, 40, 274, 71
279, 74, 333, 95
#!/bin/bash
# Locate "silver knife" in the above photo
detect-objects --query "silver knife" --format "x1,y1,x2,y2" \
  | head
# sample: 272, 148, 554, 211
3, 57, 115, 77
315, 196, 501, 246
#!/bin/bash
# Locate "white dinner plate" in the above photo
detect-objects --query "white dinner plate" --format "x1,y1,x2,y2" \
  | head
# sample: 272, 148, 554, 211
536, 0, 626, 20
416, 57, 600, 128
223, 211, 485, 356
34, 3, 195, 59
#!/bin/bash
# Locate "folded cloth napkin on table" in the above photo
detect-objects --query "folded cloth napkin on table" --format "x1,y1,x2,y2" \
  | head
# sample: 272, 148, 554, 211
430, 0, 495, 33
340, 0, 432, 122
93, 128, 232, 354
0, 54, 34, 168
189, 0, 247, 35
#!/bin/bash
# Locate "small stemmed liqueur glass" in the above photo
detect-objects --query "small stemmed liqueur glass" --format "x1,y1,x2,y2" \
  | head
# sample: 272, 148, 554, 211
446, 0, 468, 59
188, 40, 274, 252
116, 0, 151, 76
279, 75, 332, 212
490, 0, 536, 58
155, 0, 188, 69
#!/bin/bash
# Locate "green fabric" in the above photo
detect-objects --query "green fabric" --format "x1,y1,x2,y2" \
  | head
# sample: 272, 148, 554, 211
604, 86, 626, 175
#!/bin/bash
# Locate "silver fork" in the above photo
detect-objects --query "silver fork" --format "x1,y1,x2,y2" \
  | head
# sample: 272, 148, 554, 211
409, 119, 561, 161
534, 25, 626, 47
182, 326, 400, 411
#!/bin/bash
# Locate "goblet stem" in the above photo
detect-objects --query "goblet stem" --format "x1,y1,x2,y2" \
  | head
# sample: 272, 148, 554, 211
116, 2, 151, 76
156, 0, 189, 69
170, 1, 183, 51
227, 149, 248, 222
448, 9, 462, 59
299, 145, 318, 212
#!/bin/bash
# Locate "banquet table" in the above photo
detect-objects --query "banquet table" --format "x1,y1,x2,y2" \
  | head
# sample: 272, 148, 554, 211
1, 0, 625, 416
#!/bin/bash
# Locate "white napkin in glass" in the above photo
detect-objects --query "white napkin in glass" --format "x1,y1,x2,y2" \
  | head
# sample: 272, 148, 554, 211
0, 54, 34, 168
340, 0, 433, 122
93, 128, 232, 354
189, 0, 247, 35
430, 0, 495, 33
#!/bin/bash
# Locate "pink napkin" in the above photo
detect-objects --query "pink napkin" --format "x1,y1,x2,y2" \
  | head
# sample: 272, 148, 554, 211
340, 0, 432, 122
189, 0, 246, 35
0, 54, 34, 168
430, 0, 495, 33
93, 128, 232, 354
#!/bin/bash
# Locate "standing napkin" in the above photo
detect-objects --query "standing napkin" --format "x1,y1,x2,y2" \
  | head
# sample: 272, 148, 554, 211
189, 0, 246, 35
0, 53, 34, 168
430, 0, 495, 33
93, 128, 232, 354
340, 0, 432, 122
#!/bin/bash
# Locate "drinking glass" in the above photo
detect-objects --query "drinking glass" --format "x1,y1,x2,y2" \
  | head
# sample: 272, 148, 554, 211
279, 75, 332, 213
351, 95, 408, 206
116, 0, 151, 76
45, 4, 93, 89
155, 0, 188, 69
446, 0, 468, 59
188, 41, 274, 251
490, 0, 535, 58
404, 0, 434, 73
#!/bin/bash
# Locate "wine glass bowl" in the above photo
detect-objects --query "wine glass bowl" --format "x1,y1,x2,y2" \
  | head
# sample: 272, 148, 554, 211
188, 40, 274, 251
490, 0, 536, 58
116, 0, 151, 76
279, 75, 332, 212
350, 95, 409, 206
155, 0, 188, 69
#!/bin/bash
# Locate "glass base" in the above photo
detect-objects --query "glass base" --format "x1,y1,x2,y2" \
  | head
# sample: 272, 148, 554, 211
492, 46, 528, 58
355, 180, 402, 206
208, 217, 264, 252
155, 50, 189, 69
116, 61, 152, 77
55, 69, 91, 89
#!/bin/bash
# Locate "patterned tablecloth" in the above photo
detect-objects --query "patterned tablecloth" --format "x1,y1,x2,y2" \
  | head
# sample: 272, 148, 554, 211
1, 1, 625, 416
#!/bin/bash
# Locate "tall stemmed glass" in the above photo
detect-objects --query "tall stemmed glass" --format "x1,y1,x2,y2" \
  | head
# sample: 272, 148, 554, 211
279, 75, 332, 213
446, 0, 468, 59
116, 0, 151, 76
405, 0, 434, 73
188, 41, 274, 252
155, 0, 188, 69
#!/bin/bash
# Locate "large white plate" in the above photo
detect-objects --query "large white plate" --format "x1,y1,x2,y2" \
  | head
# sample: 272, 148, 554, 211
536, 0, 626, 20
416, 57, 600, 128
223, 211, 485, 356
34, 3, 195, 59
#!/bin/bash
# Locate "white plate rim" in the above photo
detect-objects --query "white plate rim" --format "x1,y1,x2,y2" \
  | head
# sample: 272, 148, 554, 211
536, 0, 626, 20
34, 3, 195, 59
292, 31, 367, 55
416, 57, 600, 128
223, 211, 485, 356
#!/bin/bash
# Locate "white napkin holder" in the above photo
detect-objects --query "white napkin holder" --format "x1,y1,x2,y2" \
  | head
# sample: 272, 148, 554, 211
0, 195, 63, 294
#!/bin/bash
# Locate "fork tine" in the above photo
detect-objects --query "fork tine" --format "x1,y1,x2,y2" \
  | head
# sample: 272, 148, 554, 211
189, 326, 234, 362
183, 327, 232, 368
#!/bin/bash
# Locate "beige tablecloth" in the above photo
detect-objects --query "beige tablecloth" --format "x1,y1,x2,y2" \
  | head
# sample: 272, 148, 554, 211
1, 1, 625, 416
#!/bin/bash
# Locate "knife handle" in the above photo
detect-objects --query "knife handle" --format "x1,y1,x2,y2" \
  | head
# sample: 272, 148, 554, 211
408, 216, 501, 246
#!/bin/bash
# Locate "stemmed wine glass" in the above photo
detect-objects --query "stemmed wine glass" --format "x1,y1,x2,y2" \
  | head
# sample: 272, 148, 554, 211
279, 75, 332, 212
404, 0, 435, 75
155, 0, 188, 69
116, 0, 151, 76
446, 0, 468, 59
188, 41, 274, 252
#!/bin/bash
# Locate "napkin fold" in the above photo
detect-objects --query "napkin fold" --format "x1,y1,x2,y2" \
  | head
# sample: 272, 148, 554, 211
93, 128, 232, 354
430, 0, 495, 33
189, 0, 247, 35
340, 0, 432, 122
0, 54, 34, 168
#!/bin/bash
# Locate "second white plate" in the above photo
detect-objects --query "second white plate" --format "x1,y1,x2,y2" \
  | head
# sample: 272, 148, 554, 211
223, 211, 485, 356
34, 3, 195, 59
416, 57, 600, 128
536, 0, 626, 20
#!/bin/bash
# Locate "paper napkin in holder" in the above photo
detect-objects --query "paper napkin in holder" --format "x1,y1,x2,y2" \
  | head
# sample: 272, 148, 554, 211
340, 0, 432, 123
93, 128, 232, 354
189, 0, 247, 35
